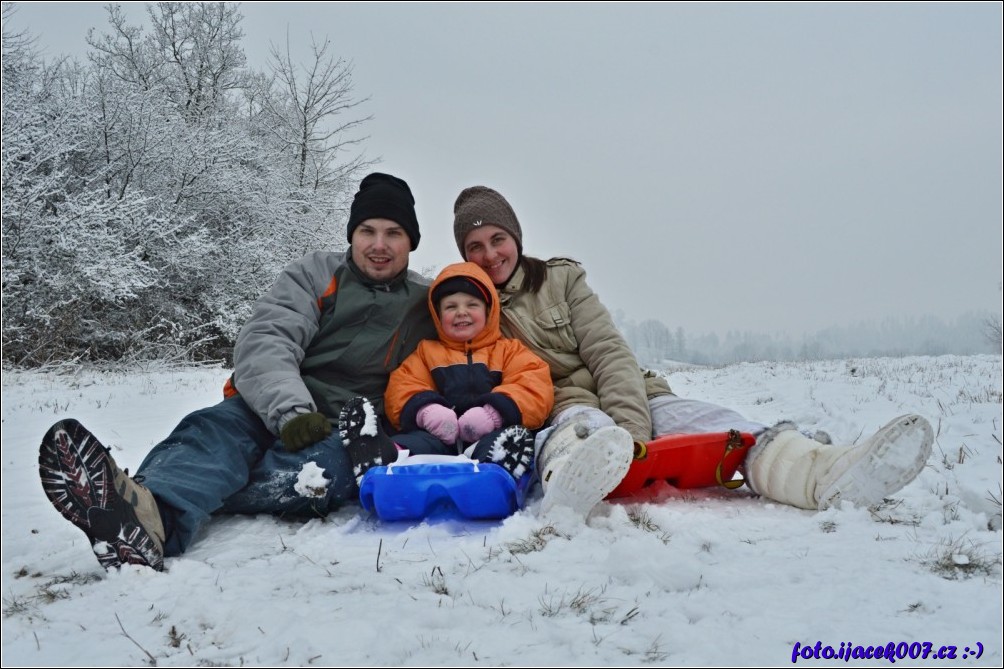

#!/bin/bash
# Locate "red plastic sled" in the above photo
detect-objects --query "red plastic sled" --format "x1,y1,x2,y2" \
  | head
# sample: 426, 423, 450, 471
607, 430, 756, 499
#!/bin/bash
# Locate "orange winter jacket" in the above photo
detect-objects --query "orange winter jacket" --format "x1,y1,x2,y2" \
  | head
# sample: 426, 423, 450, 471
385, 262, 554, 434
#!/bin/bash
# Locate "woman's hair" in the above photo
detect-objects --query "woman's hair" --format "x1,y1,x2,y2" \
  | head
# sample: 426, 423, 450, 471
517, 255, 579, 294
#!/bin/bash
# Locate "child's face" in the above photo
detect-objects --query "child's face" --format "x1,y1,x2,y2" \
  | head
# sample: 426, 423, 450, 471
439, 292, 488, 342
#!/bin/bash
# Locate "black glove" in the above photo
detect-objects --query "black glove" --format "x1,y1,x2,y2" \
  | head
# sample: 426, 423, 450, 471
281, 412, 332, 452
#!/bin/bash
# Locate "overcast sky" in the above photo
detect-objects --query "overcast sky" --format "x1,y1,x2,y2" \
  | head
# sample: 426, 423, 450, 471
8, 2, 1003, 337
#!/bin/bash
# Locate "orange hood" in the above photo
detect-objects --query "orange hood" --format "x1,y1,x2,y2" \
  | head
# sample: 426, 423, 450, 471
428, 262, 501, 352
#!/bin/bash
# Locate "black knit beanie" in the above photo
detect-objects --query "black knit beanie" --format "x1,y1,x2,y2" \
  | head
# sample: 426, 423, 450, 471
347, 173, 421, 250
432, 276, 493, 312
453, 186, 522, 259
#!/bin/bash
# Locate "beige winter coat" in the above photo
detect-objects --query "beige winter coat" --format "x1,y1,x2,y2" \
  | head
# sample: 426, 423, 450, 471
494, 259, 672, 443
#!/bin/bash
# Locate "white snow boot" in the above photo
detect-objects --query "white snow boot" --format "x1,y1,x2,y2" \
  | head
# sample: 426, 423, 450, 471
745, 414, 934, 510
538, 418, 634, 517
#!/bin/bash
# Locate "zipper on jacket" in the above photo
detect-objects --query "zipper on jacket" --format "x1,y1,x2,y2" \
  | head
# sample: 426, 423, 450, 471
465, 342, 475, 428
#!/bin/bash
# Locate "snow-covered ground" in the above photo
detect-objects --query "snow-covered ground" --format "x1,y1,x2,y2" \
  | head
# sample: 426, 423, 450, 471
2, 356, 1001, 666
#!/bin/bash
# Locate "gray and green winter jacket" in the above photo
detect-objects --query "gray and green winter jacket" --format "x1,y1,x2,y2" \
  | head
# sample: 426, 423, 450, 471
230, 251, 434, 435
495, 259, 672, 443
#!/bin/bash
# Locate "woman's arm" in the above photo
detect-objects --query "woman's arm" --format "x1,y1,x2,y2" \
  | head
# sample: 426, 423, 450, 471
563, 264, 653, 442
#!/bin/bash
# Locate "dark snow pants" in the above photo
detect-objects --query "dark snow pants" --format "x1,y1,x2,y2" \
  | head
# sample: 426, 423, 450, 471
393, 428, 526, 463
135, 396, 356, 557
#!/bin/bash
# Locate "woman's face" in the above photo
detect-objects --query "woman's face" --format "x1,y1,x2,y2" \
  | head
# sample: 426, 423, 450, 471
463, 225, 519, 286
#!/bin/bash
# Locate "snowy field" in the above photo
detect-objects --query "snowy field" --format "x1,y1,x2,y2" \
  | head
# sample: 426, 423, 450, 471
2, 355, 1001, 667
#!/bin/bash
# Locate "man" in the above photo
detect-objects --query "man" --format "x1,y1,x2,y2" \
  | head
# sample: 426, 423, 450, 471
38, 173, 435, 571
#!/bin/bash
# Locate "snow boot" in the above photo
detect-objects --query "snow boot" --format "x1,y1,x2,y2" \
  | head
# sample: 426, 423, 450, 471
338, 397, 400, 484
470, 425, 535, 481
745, 414, 934, 510
538, 420, 634, 517
38, 419, 165, 571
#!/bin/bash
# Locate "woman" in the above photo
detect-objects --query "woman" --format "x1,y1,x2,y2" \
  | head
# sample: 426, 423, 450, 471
452, 185, 934, 518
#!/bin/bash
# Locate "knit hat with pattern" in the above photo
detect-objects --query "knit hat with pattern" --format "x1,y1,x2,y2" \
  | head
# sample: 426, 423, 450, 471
453, 186, 522, 259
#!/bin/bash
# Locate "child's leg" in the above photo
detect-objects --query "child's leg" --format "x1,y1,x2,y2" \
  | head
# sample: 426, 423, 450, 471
392, 431, 455, 456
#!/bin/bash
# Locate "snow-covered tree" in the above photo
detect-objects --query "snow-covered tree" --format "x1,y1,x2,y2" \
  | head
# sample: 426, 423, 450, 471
86, 2, 246, 120
260, 35, 372, 191
2, 2, 371, 366
1, 29, 183, 363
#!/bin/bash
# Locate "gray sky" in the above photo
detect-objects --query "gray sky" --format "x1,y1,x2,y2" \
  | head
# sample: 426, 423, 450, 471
9, 2, 1003, 337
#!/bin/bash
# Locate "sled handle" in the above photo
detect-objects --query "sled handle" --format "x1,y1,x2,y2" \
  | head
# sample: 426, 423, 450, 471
715, 429, 747, 490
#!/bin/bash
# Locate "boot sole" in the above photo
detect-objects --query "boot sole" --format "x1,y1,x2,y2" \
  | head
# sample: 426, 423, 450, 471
338, 397, 372, 439
540, 426, 634, 517
474, 426, 534, 480
818, 414, 934, 510
38, 419, 164, 571
339, 398, 396, 482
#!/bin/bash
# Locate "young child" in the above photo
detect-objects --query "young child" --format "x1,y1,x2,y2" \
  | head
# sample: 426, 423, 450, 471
338, 262, 555, 483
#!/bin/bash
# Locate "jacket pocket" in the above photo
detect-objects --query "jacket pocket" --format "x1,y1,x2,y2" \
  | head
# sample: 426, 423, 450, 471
533, 302, 578, 353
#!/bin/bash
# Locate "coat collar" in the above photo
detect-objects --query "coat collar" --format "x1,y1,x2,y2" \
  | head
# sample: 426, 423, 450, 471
495, 262, 526, 307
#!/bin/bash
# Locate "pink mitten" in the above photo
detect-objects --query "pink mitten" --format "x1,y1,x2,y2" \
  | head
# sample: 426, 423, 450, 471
416, 404, 459, 444
458, 405, 503, 443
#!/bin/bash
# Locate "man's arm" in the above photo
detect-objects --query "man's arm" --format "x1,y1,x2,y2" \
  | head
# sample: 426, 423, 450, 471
234, 251, 345, 434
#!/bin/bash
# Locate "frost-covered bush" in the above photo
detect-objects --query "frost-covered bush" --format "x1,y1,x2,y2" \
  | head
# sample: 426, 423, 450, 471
2, 3, 369, 366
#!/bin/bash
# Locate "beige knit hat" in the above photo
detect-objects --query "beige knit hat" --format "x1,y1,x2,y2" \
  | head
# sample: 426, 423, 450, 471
453, 186, 523, 259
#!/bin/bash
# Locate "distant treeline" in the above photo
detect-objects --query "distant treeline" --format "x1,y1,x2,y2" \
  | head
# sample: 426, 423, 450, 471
617, 311, 1000, 366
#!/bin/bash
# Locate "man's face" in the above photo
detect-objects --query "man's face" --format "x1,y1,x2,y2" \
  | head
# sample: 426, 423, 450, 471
351, 218, 410, 282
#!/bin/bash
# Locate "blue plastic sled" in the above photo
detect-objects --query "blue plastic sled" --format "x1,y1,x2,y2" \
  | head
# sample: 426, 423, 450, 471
359, 455, 530, 522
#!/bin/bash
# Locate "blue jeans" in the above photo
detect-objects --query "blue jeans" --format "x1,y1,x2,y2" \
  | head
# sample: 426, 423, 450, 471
136, 397, 355, 557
